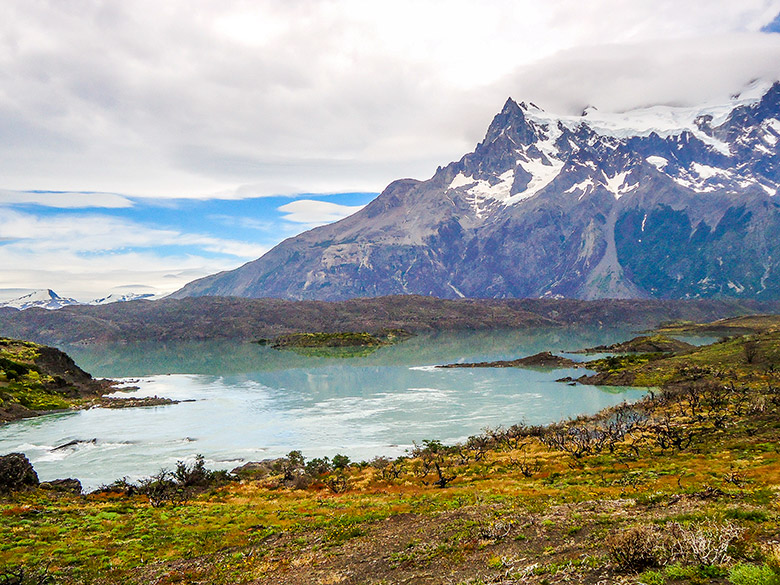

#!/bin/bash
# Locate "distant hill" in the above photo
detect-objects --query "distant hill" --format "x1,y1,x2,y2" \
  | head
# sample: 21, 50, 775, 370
0, 296, 778, 346
172, 81, 780, 301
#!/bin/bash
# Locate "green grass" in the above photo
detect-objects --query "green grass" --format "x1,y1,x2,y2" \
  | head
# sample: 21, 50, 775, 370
0, 340, 73, 412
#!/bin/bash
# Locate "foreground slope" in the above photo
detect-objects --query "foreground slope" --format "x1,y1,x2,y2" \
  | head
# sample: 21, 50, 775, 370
4, 326, 780, 584
173, 81, 780, 301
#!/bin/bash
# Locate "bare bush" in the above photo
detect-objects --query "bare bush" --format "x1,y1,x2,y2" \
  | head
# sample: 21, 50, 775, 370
410, 440, 458, 488
479, 519, 513, 540
539, 419, 611, 459
667, 521, 744, 565
456, 435, 491, 464
744, 339, 760, 364
0, 566, 53, 585
648, 413, 696, 452
510, 452, 541, 478
370, 456, 404, 481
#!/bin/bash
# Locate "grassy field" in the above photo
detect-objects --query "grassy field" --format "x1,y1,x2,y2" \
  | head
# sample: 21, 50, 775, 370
3, 325, 780, 584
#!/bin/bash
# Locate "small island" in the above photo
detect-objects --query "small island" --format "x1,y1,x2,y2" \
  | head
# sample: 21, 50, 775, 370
257, 329, 413, 356
575, 334, 697, 354
437, 351, 581, 369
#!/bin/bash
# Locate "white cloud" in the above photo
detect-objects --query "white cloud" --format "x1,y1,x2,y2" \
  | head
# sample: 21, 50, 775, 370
0, 190, 134, 208
277, 200, 366, 225
0, 209, 264, 256
0, 209, 267, 299
0, 1, 779, 199
502, 33, 780, 116
0, 252, 236, 301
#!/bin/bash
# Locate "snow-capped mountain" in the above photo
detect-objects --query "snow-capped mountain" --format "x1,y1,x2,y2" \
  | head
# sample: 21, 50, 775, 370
0, 290, 81, 310
0, 290, 156, 310
90, 293, 156, 305
171, 80, 780, 301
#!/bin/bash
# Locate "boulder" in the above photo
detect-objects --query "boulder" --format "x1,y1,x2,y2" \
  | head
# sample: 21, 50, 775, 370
0, 453, 39, 492
40, 478, 82, 494
231, 458, 284, 480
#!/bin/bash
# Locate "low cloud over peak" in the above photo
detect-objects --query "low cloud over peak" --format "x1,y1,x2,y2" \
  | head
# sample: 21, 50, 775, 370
1, 1, 780, 198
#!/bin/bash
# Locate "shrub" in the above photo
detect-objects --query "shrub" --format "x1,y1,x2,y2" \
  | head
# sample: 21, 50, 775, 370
332, 453, 351, 470
131, 455, 232, 506
305, 457, 332, 477
728, 563, 780, 585
174, 454, 211, 487
324, 472, 348, 494
280, 450, 306, 481
606, 525, 664, 572
637, 569, 665, 585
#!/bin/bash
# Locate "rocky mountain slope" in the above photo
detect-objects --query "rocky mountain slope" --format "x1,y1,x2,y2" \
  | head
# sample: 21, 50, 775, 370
177, 81, 779, 300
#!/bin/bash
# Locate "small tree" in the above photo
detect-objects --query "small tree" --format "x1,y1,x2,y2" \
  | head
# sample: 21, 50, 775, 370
744, 339, 760, 364
332, 454, 351, 470
305, 457, 332, 477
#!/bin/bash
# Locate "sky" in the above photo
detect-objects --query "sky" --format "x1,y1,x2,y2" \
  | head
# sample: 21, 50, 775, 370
2, 0, 780, 301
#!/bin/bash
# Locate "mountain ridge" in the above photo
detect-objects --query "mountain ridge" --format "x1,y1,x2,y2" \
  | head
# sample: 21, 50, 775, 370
1, 296, 778, 346
0, 290, 156, 311
171, 80, 780, 301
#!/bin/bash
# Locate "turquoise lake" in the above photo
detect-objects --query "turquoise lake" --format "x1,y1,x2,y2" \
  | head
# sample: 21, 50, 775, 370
0, 328, 662, 491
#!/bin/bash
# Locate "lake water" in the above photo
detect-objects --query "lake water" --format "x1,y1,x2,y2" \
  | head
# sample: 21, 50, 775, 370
0, 328, 654, 491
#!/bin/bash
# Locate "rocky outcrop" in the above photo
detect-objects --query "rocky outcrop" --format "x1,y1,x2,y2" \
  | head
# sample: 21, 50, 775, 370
0, 337, 118, 423
40, 478, 82, 494
438, 351, 580, 369
0, 452, 39, 492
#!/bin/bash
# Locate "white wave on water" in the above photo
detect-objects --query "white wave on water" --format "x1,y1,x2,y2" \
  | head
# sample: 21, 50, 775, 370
408, 365, 441, 372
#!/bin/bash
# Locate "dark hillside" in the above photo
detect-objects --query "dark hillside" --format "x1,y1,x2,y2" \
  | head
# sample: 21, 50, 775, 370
0, 296, 779, 346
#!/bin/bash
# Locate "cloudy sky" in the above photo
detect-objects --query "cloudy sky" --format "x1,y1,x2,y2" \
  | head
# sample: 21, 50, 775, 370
2, 0, 780, 300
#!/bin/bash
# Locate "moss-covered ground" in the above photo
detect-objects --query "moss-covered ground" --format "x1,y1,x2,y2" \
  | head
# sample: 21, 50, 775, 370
0, 338, 73, 414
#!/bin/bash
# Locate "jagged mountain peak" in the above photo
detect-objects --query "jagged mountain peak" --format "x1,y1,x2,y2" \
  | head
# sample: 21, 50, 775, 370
171, 80, 780, 302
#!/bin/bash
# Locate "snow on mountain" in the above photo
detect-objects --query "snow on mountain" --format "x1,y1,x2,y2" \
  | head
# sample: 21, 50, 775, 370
526, 78, 773, 144
89, 293, 156, 305
0, 290, 157, 310
0, 290, 80, 311
442, 81, 780, 215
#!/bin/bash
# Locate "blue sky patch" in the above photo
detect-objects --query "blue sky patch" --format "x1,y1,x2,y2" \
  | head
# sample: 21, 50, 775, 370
0, 191, 378, 300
